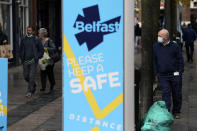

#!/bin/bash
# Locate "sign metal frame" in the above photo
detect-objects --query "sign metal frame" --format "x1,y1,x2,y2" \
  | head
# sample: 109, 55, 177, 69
62, 0, 134, 130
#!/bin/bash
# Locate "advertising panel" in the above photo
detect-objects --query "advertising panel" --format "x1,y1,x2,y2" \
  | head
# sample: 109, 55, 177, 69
63, 0, 124, 131
0, 59, 8, 131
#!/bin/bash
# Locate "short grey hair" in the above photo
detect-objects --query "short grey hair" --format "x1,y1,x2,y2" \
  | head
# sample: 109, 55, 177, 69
39, 28, 48, 37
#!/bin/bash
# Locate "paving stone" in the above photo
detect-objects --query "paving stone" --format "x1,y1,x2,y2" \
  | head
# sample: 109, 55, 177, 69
135, 44, 197, 130
7, 61, 62, 130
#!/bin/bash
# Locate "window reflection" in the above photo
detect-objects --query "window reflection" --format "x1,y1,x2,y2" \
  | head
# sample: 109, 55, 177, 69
0, 4, 10, 44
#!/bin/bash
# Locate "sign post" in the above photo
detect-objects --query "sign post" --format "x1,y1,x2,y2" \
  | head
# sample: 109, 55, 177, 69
0, 58, 8, 131
63, 0, 134, 130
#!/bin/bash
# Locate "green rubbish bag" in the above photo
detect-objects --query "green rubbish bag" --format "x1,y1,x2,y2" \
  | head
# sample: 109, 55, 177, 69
141, 101, 174, 131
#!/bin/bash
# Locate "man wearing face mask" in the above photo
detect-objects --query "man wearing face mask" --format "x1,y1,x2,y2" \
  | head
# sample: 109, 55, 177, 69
153, 29, 184, 119
19, 26, 44, 97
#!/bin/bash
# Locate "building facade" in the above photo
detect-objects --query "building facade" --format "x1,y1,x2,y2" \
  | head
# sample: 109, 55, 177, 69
38, 0, 61, 48
0, 0, 29, 64
0, 0, 29, 50
0, 0, 61, 65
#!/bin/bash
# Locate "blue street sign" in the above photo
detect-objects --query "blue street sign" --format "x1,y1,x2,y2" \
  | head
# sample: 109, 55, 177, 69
63, 1, 124, 131
0, 58, 8, 131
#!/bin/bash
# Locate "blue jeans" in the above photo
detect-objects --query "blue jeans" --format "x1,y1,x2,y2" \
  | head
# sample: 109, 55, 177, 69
23, 62, 37, 93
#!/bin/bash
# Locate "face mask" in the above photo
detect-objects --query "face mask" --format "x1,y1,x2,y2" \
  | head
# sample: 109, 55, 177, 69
27, 34, 33, 37
158, 37, 163, 43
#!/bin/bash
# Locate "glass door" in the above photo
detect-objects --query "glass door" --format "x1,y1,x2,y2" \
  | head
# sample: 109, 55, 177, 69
0, 0, 12, 45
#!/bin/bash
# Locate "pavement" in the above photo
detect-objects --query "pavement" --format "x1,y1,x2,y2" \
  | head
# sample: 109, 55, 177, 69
7, 61, 62, 131
135, 42, 197, 131
170, 44, 197, 131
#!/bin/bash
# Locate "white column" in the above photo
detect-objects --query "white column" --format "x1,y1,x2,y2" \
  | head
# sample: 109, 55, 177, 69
26, 0, 29, 30
124, 0, 135, 130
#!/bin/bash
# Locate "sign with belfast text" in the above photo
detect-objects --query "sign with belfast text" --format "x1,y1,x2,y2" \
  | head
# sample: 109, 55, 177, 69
0, 59, 8, 131
63, 1, 123, 131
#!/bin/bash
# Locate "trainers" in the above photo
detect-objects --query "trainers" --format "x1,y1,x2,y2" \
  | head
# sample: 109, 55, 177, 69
173, 113, 181, 119
25, 92, 32, 97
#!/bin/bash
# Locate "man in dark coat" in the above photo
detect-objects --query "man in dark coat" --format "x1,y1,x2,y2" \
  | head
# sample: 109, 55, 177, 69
183, 24, 197, 62
153, 29, 184, 119
19, 26, 44, 97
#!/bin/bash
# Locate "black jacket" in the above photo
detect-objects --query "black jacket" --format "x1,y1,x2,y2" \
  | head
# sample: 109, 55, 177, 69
0, 31, 8, 45
43, 38, 56, 57
183, 27, 197, 44
19, 36, 44, 63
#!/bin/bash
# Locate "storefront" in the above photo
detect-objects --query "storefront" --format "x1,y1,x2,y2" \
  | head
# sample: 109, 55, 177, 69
0, 0, 29, 64
0, 0, 12, 47
0, 0, 61, 65
36, 0, 62, 49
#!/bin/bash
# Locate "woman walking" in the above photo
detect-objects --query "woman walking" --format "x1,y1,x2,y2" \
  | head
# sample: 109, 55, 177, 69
38, 28, 56, 93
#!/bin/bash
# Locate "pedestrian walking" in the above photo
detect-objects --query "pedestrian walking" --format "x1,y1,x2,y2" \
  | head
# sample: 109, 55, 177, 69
135, 23, 141, 47
38, 28, 56, 93
19, 26, 44, 97
153, 29, 184, 119
176, 31, 183, 50
183, 24, 197, 62
0, 23, 8, 45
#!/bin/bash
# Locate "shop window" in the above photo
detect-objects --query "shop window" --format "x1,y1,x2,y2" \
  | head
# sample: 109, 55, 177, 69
18, 0, 28, 37
0, 4, 10, 44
